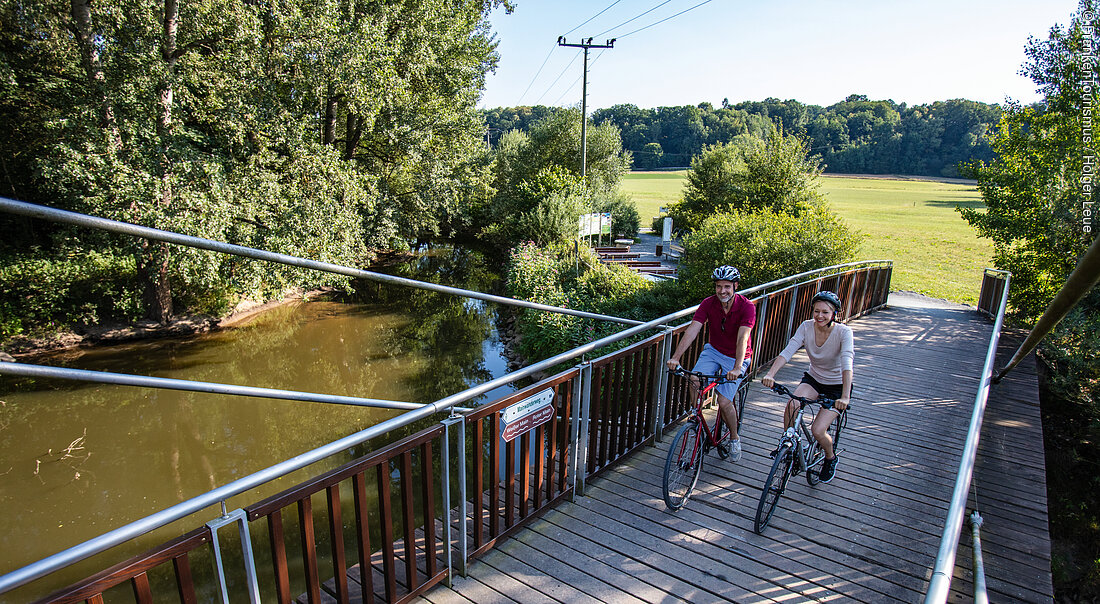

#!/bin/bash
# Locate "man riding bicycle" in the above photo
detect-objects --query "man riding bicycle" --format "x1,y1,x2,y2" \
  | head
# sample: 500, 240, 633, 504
761, 290, 853, 483
666, 265, 756, 462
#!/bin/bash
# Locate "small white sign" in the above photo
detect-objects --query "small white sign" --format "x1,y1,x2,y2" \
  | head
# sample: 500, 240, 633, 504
662, 216, 673, 242
502, 388, 555, 424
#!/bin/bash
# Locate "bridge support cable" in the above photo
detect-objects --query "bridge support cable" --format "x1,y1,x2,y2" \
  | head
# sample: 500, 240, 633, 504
995, 233, 1100, 382
0, 197, 643, 327
924, 271, 1011, 604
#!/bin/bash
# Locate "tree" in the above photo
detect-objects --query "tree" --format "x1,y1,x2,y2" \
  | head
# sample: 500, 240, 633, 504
1, 0, 507, 331
670, 128, 827, 232
635, 142, 663, 170
959, 0, 1095, 321
481, 108, 633, 248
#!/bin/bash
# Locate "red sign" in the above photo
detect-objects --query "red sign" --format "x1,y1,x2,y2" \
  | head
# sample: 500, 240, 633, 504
501, 401, 555, 442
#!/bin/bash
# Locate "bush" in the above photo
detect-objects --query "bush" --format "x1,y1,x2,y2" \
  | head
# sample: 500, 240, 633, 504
0, 249, 143, 340
593, 191, 640, 239
679, 205, 863, 300
506, 242, 653, 361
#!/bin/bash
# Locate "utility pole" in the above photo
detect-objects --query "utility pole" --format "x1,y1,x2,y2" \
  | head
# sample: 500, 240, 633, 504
557, 36, 614, 180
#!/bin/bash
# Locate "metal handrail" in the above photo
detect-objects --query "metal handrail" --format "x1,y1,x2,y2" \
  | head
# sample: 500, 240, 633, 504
0, 259, 891, 594
924, 270, 1011, 603
0, 362, 457, 412
0, 198, 644, 327
0, 196, 895, 594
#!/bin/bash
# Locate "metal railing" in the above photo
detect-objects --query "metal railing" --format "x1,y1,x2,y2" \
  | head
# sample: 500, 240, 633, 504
923, 270, 1011, 604
0, 198, 896, 601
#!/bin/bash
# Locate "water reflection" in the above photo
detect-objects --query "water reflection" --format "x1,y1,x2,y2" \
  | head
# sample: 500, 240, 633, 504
0, 245, 512, 601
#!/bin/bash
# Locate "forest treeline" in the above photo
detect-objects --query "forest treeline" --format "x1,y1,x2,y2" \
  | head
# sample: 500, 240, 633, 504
483, 95, 1001, 177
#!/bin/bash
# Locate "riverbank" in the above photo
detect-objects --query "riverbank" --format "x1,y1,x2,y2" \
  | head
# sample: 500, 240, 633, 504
0, 287, 338, 360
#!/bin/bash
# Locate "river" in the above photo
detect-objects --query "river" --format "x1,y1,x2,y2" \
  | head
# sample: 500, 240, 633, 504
0, 245, 516, 601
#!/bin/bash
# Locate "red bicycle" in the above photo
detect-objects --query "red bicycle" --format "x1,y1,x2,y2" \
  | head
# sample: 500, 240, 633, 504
662, 367, 749, 511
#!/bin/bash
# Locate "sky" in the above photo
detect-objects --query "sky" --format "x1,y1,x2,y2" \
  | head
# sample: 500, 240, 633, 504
479, 0, 1083, 111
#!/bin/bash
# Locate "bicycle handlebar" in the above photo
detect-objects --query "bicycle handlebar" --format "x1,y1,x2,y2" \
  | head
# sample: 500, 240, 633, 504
669, 366, 738, 384
767, 383, 850, 411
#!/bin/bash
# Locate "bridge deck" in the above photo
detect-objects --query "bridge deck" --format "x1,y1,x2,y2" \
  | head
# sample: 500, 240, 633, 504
421, 294, 1052, 603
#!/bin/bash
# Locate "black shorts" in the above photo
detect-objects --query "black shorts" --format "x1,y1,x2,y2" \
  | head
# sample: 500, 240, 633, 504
799, 372, 852, 401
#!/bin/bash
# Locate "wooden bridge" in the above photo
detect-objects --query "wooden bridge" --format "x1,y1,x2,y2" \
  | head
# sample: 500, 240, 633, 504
419, 293, 1051, 604
10, 263, 1051, 604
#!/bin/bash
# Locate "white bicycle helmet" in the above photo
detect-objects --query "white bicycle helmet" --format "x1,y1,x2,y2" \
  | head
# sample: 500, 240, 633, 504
711, 265, 741, 283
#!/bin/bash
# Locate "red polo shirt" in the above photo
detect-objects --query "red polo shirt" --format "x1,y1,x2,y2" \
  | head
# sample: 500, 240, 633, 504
693, 294, 756, 359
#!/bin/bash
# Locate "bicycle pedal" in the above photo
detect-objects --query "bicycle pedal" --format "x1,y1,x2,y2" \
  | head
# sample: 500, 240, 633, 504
716, 443, 730, 459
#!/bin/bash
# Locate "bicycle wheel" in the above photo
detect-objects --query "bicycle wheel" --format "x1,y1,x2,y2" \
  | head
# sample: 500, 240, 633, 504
807, 410, 845, 486
663, 421, 704, 511
755, 443, 794, 533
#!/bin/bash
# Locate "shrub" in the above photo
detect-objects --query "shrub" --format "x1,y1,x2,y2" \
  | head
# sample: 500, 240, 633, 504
0, 249, 143, 340
506, 242, 653, 361
679, 205, 863, 300
593, 191, 640, 239
669, 130, 826, 232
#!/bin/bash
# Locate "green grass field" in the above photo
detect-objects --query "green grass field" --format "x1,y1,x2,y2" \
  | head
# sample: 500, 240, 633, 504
620, 171, 993, 304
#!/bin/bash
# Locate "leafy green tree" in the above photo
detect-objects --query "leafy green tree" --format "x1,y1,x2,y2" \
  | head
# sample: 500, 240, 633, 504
959, 3, 1095, 322
635, 142, 664, 169
481, 108, 633, 247
0, 0, 507, 333
670, 129, 826, 232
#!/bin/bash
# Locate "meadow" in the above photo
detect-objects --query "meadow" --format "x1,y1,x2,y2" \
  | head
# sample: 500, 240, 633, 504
620, 171, 993, 305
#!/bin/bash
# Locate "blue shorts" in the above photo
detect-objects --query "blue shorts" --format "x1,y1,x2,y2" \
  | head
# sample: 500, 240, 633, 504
691, 344, 750, 402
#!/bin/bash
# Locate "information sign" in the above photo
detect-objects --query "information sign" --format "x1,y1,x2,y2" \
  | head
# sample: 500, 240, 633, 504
501, 388, 555, 442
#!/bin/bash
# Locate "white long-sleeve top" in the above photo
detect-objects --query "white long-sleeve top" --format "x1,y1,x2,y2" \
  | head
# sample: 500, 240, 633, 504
778, 320, 854, 385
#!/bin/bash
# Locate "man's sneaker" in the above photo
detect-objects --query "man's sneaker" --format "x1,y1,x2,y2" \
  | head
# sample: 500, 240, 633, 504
728, 439, 742, 462
819, 456, 838, 483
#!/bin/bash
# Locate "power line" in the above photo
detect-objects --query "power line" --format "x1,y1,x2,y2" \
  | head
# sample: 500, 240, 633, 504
516, 45, 557, 105
562, 0, 624, 37
553, 50, 608, 106
534, 50, 582, 105
593, 0, 675, 38
616, 0, 718, 39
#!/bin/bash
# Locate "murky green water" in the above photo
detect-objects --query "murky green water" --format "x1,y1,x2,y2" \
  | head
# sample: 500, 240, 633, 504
0, 246, 514, 601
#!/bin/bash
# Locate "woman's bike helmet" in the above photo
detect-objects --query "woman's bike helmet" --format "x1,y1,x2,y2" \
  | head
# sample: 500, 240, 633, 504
711, 265, 741, 282
812, 290, 843, 311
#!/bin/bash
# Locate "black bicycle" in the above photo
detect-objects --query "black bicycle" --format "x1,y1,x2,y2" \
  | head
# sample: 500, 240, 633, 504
662, 367, 749, 511
754, 383, 849, 533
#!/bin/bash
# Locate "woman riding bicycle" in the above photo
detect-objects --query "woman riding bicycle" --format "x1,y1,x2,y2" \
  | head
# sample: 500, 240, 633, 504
760, 290, 852, 483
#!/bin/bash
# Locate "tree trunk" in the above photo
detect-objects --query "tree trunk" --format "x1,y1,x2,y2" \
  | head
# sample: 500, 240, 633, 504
324, 84, 338, 146
70, 0, 122, 150
142, 0, 181, 324
345, 112, 361, 160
